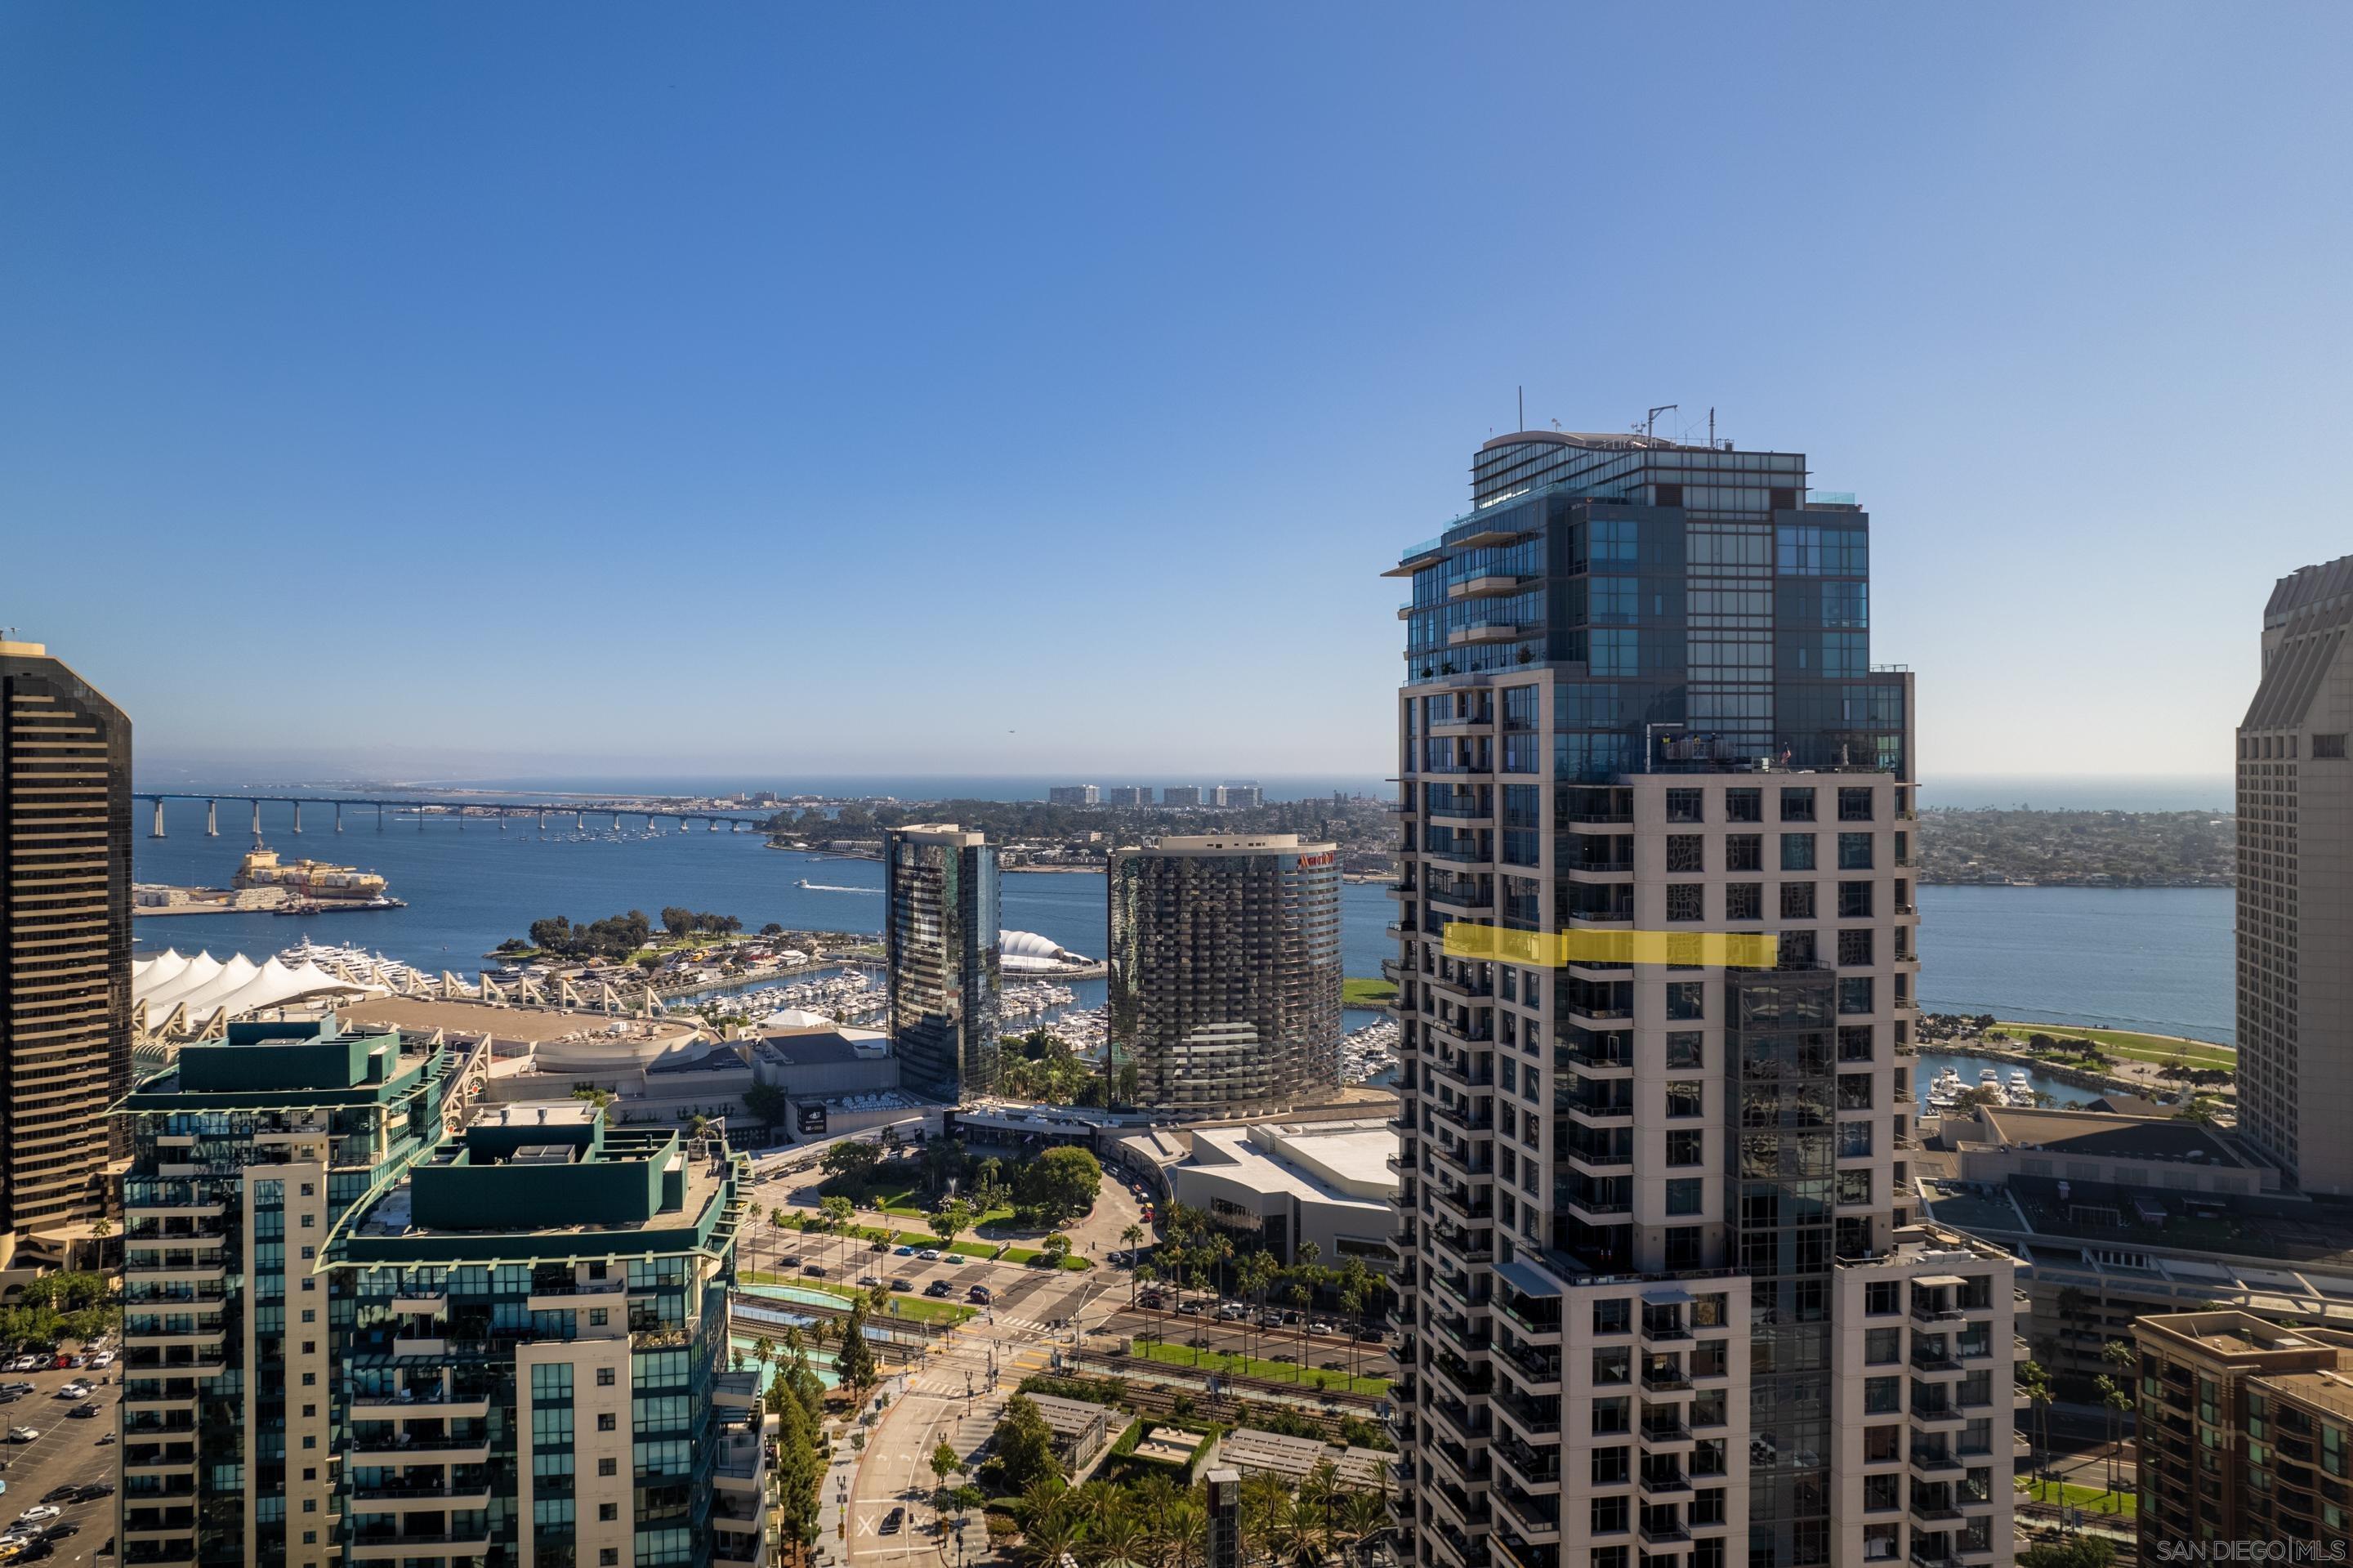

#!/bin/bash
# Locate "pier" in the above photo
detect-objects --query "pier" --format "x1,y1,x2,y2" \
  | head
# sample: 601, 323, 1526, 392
138, 792, 774, 839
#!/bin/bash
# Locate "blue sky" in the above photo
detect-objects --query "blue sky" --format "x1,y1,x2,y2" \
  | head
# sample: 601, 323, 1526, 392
5, 4, 2348, 789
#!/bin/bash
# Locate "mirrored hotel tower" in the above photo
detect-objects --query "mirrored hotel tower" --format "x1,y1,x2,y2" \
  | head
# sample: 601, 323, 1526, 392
1384, 432, 2016, 1568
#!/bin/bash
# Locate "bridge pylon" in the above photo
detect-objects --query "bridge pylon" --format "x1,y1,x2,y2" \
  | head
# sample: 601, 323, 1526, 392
149, 799, 166, 839
206, 800, 218, 837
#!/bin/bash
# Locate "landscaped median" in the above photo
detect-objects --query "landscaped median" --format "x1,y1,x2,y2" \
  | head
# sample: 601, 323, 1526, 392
1125, 1338, 1391, 1397
2016, 1476, 2136, 1520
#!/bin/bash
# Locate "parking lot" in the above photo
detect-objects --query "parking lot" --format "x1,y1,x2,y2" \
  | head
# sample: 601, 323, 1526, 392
0, 1351, 119, 1568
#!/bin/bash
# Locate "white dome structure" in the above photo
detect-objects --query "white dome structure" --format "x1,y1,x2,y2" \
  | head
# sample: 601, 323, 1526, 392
998, 929, 1090, 973
133, 948, 382, 1033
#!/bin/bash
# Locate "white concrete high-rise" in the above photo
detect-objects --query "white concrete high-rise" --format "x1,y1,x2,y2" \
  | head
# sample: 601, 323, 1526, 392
1384, 431, 2016, 1568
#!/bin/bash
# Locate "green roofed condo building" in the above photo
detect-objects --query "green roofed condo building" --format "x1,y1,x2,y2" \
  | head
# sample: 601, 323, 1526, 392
1383, 431, 2016, 1568
114, 1012, 770, 1568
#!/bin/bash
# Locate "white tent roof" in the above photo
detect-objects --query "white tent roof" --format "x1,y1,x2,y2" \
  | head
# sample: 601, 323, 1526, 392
189, 958, 380, 1025
133, 949, 187, 985
170, 955, 266, 1014
760, 1006, 838, 1030
136, 953, 230, 1013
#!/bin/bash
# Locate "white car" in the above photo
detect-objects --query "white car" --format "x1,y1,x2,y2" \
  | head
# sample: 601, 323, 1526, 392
2, 1359, 33, 1374
83, 1352, 112, 1370
50, 1387, 87, 1402
14, 1506, 58, 1525
917, 1249, 941, 1262
5, 1433, 39, 1448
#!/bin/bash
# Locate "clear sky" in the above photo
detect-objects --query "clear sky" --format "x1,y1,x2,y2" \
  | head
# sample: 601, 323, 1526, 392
6, 4, 2348, 789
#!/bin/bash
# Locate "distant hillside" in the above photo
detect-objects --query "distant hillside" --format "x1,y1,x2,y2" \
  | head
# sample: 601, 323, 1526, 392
1919, 807, 2233, 887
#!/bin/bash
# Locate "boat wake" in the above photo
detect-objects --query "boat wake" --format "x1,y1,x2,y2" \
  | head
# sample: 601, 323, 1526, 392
795, 880, 880, 894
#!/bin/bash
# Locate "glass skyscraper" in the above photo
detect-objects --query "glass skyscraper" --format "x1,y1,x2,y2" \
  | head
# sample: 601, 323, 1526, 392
884, 824, 1002, 1101
1386, 431, 2016, 1568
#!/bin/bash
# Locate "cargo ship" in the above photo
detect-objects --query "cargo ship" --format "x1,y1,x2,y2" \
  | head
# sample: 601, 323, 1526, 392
234, 843, 406, 913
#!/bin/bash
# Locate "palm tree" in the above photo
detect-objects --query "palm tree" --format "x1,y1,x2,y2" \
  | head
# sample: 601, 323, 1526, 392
2018, 1360, 2055, 1482
1189, 1267, 1213, 1365
751, 1333, 776, 1374
1121, 1222, 1145, 1262
2100, 1377, 2134, 1497
1163, 1493, 1207, 1568
1334, 1490, 1387, 1563
1133, 1262, 1159, 1316
1288, 1282, 1313, 1383
1238, 1251, 1277, 1366
1020, 1512, 1080, 1568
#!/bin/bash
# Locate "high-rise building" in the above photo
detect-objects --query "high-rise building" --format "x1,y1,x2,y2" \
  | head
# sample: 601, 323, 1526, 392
1384, 430, 2015, 1568
115, 1013, 769, 1568
1, 637, 131, 1265
885, 824, 1002, 1101
2132, 1310, 2353, 1554
1219, 782, 1266, 809
1105, 833, 1342, 1114
1105, 787, 1151, 807
1048, 785, 1101, 806
2235, 553, 2353, 1195
1163, 786, 1204, 808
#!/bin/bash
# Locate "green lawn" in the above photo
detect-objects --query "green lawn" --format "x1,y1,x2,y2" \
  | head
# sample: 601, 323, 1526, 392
948, 1240, 1002, 1259
1990, 1022, 2235, 1070
1127, 1338, 1390, 1396
2017, 1476, 2136, 1518
1342, 977, 1396, 1007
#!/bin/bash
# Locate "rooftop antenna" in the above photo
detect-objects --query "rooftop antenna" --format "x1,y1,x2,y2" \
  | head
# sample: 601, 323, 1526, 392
1708, 408, 1715, 447
1645, 404, 1678, 440
1517, 386, 1524, 431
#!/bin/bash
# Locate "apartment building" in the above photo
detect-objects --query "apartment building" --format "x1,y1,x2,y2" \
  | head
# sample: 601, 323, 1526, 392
1106, 833, 1342, 1114
883, 824, 1002, 1101
1, 638, 132, 1264
2134, 1310, 2353, 1554
114, 1015, 768, 1568
1384, 429, 2014, 1568
1047, 786, 1100, 806
2235, 553, 2353, 1195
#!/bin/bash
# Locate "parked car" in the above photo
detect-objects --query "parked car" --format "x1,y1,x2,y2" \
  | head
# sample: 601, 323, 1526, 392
890, 1278, 913, 1292
68, 1484, 110, 1503
1176, 1301, 1203, 1316
923, 1280, 953, 1298
917, 1249, 941, 1262
83, 1353, 111, 1371
1138, 1293, 1164, 1310
856, 1275, 883, 1289
893, 1246, 917, 1256
801, 1266, 827, 1279
64, 1408, 95, 1423
33, 1494, 69, 1509
0, 1391, 30, 1402
3, 1432, 35, 1447
12, 1509, 57, 1526
37, 1524, 75, 1541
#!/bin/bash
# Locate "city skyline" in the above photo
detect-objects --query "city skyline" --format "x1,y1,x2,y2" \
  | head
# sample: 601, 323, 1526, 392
8, 6, 2353, 780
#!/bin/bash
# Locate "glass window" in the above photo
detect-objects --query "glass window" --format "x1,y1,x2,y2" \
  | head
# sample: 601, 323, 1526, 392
1668, 1130, 1704, 1167
1726, 834, 1762, 872
1726, 883, 1762, 920
1666, 884, 1703, 922
1666, 1032, 1703, 1070
1837, 787, 1875, 822
1781, 882, 1816, 919
1593, 1345, 1631, 1384
1839, 882, 1874, 918
1837, 929, 1873, 967
1666, 788, 1703, 823
1665, 983, 1704, 1021
1780, 788, 1816, 822
1725, 788, 1762, 823
1667, 835, 1704, 873
1838, 833, 1874, 870
1780, 833, 1816, 870
1593, 1298, 1631, 1335
1864, 1328, 1901, 1365
1838, 976, 1874, 1016
1592, 1446, 1630, 1485
1665, 1178, 1703, 1216
1665, 1081, 1704, 1118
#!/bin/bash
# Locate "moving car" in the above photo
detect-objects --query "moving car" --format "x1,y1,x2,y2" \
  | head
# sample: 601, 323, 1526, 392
879, 1508, 904, 1537
967, 1285, 993, 1305
923, 1280, 953, 1298
917, 1249, 941, 1262
64, 1407, 95, 1423
893, 1245, 917, 1256
889, 1278, 913, 1292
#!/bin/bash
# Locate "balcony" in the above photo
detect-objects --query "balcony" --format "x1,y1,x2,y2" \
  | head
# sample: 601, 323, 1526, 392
348, 1487, 495, 1512
347, 1533, 495, 1561
1449, 573, 1528, 601
1450, 623, 1527, 646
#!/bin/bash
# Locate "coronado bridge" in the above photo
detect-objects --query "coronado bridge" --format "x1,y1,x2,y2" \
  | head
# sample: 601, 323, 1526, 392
133, 792, 777, 839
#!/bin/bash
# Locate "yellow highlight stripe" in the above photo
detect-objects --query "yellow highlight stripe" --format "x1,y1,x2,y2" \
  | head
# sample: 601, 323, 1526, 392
1442, 922, 1778, 969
